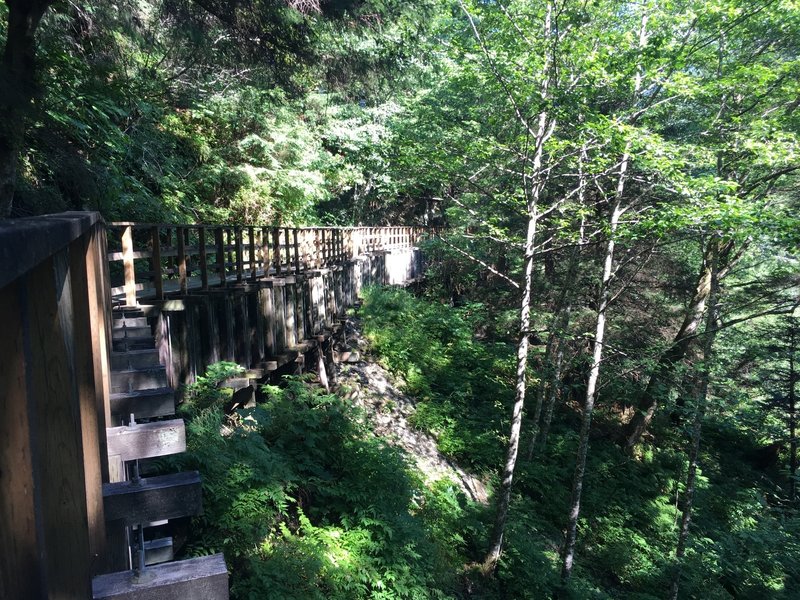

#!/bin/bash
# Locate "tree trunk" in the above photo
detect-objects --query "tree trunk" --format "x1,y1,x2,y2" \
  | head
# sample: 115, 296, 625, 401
623, 256, 713, 449
482, 209, 537, 574
560, 194, 623, 586
537, 302, 570, 454
669, 239, 720, 600
624, 236, 743, 450
476, 0, 555, 575
789, 318, 797, 503
0, 0, 52, 217
527, 294, 572, 459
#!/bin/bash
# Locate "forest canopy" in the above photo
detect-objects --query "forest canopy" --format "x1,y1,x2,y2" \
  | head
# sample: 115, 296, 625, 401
3, 0, 800, 598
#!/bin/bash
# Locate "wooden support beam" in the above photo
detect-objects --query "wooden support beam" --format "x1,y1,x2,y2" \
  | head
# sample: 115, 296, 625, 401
199, 227, 208, 290
235, 228, 244, 283
143, 537, 174, 566
248, 226, 257, 282
150, 226, 163, 301
177, 227, 187, 294
109, 388, 175, 421
106, 419, 186, 463
92, 554, 228, 600
215, 228, 225, 286
103, 471, 202, 526
122, 225, 136, 306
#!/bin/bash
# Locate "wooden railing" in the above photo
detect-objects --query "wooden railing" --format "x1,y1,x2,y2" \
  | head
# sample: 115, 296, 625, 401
106, 224, 425, 306
1, 212, 112, 598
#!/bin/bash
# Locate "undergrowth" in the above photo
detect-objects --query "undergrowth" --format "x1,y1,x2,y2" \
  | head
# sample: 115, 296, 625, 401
170, 288, 800, 599
172, 370, 472, 599
359, 287, 800, 599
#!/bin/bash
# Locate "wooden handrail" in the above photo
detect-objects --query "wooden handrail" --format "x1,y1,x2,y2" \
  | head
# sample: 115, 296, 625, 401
106, 223, 427, 305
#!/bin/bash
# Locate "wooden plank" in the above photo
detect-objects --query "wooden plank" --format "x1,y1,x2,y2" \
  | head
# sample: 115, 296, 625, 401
199, 228, 209, 290
150, 226, 163, 300
121, 225, 137, 306
109, 388, 175, 421
106, 420, 186, 462
0, 280, 41, 600
0, 211, 101, 289
103, 471, 202, 525
235, 227, 244, 283
92, 553, 228, 600
143, 537, 174, 566
69, 229, 109, 575
177, 227, 187, 294
27, 251, 94, 598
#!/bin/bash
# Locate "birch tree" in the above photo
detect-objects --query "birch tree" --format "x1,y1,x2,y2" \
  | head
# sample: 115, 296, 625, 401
454, 0, 560, 574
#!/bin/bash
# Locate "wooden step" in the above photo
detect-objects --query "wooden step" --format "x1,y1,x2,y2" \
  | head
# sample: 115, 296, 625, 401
113, 307, 146, 318
112, 326, 153, 341
106, 419, 186, 463
111, 366, 168, 394
111, 349, 161, 371
112, 337, 156, 352
103, 471, 202, 525
92, 553, 228, 599
110, 388, 175, 421
112, 316, 149, 329
143, 537, 174, 566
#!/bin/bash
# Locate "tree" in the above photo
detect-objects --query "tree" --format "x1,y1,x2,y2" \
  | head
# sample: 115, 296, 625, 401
669, 235, 721, 600
1, 0, 53, 217
624, 0, 800, 449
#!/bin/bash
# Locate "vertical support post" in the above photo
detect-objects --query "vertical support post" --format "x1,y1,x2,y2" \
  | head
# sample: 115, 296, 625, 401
293, 229, 300, 274
249, 226, 257, 282
151, 226, 163, 300
215, 227, 226, 286
273, 227, 281, 275
121, 225, 136, 307
321, 229, 327, 267
165, 228, 174, 279
235, 227, 244, 283
261, 226, 270, 274
199, 227, 209, 291
177, 226, 187, 295
284, 227, 291, 270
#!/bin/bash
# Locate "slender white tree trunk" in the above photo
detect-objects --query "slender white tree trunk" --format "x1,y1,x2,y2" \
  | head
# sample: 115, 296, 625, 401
560, 192, 624, 584
479, 0, 556, 574
560, 14, 648, 587
482, 208, 538, 573
669, 239, 720, 600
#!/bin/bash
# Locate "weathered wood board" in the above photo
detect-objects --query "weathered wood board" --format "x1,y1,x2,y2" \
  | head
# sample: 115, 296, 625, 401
92, 553, 228, 600
103, 471, 202, 525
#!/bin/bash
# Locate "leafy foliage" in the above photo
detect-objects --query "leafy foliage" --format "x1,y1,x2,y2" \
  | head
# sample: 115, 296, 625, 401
172, 372, 472, 599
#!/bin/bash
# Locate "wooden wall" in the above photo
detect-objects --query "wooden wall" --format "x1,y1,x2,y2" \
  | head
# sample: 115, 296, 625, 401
0, 213, 112, 599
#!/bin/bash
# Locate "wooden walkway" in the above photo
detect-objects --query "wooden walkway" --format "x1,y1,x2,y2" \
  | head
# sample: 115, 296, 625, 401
106, 223, 423, 305
1, 214, 426, 599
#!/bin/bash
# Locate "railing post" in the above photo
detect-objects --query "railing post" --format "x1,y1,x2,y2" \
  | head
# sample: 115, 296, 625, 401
199, 227, 209, 290
272, 227, 281, 275
293, 229, 300, 274
215, 227, 226, 285
261, 226, 269, 274
283, 227, 291, 270
249, 226, 257, 282
121, 225, 136, 306
177, 226, 187, 294
235, 227, 244, 283
151, 226, 163, 300
165, 228, 174, 279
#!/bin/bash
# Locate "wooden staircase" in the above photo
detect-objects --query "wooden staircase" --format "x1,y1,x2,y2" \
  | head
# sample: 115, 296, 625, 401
109, 307, 174, 421
92, 306, 228, 599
